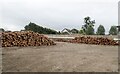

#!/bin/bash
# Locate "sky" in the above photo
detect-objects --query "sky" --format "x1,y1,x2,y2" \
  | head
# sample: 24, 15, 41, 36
0, 0, 119, 34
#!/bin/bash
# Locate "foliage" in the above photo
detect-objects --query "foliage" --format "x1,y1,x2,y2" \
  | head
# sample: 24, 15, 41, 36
24, 22, 58, 34
96, 25, 105, 35
85, 25, 94, 35
79, 29, 85, 34
109, 26, 117, 35
82, 16, 95, 35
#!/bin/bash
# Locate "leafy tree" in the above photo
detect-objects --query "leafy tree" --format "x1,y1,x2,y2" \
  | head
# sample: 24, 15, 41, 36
109, 26, 117, 35
96, 25, 105, 35
79, 29, 85, 34
82, 16, 95, 35
24, 22, 58, 34
85, 25, 94, 35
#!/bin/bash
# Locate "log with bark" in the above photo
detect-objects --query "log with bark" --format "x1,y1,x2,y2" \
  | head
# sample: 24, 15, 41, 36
1, 31, 56, 47
69, 36, 119, 46
53, 36, 119, 46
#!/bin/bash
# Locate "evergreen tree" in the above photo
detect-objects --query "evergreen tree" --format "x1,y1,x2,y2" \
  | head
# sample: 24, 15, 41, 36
96, 25, 105, 35
109, 26, 117, 35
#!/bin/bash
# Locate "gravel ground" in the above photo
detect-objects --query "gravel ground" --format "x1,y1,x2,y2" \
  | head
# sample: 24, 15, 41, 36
0, 48, 2, 74
45, 34, 118, 39
0, 33, 2, 73
2, 42, 118, 72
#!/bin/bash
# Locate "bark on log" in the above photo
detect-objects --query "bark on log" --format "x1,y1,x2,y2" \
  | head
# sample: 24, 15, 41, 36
2, 31, 56, 47
70, 36, 119, 46
54, 36, 119, 46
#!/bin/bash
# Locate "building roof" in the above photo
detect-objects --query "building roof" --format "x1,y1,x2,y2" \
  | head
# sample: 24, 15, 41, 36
61, 28, 72, 34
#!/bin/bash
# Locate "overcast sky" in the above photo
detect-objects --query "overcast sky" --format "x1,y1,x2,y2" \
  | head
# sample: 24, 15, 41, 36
0, 0, 119, 34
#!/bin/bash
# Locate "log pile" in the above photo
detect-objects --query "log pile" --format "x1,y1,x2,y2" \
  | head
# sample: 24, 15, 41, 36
52, 36, 119, 46
2, 31, 56, 47
70, 36, 119, 46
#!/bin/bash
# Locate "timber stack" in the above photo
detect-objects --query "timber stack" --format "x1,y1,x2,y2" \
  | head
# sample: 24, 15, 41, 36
70, 36, 119, 46
2, 31, 56, 47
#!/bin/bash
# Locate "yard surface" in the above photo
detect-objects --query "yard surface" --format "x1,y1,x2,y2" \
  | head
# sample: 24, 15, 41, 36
2, 42, 118, 72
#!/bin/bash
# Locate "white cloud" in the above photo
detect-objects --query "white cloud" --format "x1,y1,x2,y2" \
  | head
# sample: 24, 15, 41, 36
0, 0, 119, 33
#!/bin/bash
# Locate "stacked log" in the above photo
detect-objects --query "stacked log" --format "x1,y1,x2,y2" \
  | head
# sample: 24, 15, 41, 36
52, 36, 118, 46
1, 31, 56, 47
70, 36, 119, 46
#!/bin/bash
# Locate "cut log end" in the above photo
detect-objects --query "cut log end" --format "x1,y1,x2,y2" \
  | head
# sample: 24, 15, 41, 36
2, 31, 56, 47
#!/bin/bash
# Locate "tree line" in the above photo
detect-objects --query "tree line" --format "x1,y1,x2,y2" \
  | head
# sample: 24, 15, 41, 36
24, 22, 79, 34
79, 16, 118, 35
0, 16, 118, 35
24, 20, 118, 35
24, 22, 58, 34
24, 17, 118, 35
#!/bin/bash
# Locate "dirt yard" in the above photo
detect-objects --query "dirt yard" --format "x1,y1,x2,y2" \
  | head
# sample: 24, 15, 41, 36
2, 42, 118, 72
